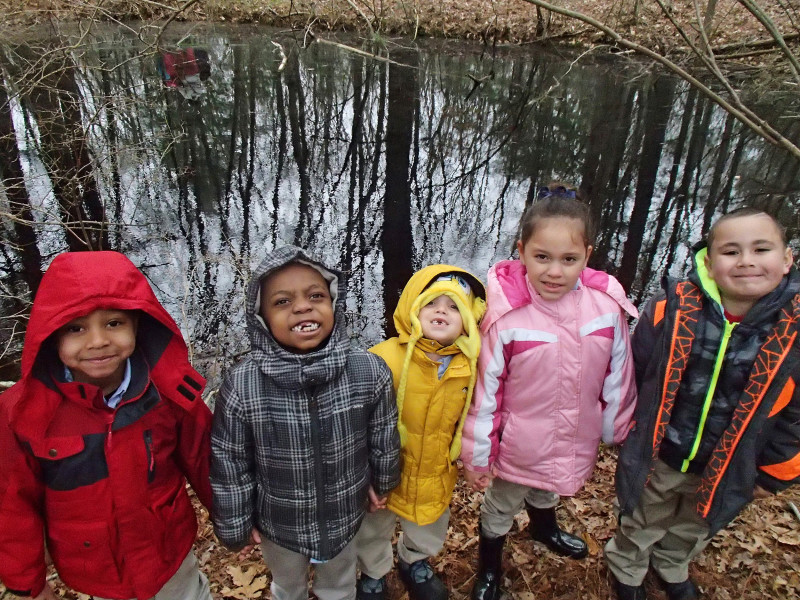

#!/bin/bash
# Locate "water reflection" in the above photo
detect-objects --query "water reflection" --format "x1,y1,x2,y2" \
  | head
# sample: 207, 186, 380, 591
1, 25, 798, 384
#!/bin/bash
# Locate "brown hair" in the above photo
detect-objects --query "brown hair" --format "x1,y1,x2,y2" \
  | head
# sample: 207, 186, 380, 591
518, 183, 594, 248
707, 207, 787, 250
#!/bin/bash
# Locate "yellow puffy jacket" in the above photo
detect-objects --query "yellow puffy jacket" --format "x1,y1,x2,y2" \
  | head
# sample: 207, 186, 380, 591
370, 264, 486, 525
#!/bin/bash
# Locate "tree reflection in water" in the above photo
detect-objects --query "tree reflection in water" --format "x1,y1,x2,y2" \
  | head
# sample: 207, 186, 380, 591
0, 25, 798, 385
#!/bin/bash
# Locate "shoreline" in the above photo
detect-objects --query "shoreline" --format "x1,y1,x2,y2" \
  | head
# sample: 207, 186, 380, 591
0, 1, 795, 61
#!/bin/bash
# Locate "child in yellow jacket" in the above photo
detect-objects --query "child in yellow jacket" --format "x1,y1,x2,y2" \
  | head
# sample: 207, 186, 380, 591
355, 265, 486, 600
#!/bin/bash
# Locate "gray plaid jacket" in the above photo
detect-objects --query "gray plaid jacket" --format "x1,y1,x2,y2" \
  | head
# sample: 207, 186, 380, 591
210, 246, 400, 560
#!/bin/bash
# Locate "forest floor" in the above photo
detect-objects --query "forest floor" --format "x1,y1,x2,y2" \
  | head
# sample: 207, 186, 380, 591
5, 448, 799, 600
0, 2, 799, 600
184, 448, 800, 600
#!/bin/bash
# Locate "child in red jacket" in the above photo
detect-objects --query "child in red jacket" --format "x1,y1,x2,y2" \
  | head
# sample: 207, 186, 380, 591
0, 251, 213, 600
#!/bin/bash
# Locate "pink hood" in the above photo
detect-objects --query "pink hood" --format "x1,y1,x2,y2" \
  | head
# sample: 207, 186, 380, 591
482, 260, 637, 330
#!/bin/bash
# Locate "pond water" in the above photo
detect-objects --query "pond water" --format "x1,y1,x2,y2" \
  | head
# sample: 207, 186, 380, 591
1, 23, 799, 385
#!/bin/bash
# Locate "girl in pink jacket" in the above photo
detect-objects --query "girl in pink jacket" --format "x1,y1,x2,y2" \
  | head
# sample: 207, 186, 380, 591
461, 184, 638, 600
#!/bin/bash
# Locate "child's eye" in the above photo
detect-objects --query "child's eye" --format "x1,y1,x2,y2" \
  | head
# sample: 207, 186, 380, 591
107, 319, 123, 328
449, 304, 457, 310
310, 293, 327, 300
722, 250, 738, 256
64, 324, 83, 334
755, 247, 772, 253
274, 298, 290, 306
564, 257, 577, 263
535, 254, 549, 261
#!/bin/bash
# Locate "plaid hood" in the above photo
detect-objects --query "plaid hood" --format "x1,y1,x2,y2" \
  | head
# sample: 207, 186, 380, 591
245, 245, 347, 389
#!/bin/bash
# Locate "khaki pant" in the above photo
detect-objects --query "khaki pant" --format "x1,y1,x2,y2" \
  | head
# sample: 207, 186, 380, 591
480, 477, 560, 538
355, 508, 451, 578
94, 551, 211, 600
260, 536, 357, 600
604, 459, 711, 585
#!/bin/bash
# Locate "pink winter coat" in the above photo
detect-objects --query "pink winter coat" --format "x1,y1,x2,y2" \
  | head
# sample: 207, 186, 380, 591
460, 260, 638, 496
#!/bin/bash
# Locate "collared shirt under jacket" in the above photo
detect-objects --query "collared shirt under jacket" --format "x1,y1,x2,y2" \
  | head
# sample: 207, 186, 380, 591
0, 251, 211, 599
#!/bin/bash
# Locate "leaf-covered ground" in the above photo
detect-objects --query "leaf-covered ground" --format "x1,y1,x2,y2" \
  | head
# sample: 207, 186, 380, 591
0, 0, 796, 57
8, 447, 797, 600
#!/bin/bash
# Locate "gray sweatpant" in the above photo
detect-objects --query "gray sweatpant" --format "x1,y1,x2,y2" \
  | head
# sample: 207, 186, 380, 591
260, 536, 357, 600
604, 459, 711, 585
480, 477, 560, 538
355, 507, 451, 578
95, 551, 211, 600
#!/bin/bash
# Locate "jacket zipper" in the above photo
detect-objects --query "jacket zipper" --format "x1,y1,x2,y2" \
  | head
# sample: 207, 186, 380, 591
143, 430, 155, 483
681, 319, 737, 472
308, 393, 329, 557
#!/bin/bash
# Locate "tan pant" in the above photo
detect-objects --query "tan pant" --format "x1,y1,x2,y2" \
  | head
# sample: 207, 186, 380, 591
604, 459, 711, 585
94, 551, 211, 600
355, 508, 451, 578
480, 477, 560, 538
260, 536, 357, 600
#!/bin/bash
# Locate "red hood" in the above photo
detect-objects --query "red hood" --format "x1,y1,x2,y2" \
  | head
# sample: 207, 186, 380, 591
21, 251, 182, 377
13, 251, 204, 438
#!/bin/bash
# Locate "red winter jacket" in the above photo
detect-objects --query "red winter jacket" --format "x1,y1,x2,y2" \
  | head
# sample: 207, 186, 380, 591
0, 251, 212, 599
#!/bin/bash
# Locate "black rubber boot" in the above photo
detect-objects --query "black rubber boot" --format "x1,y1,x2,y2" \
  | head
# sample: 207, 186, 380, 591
526, 504, 588, 559
470, 532, 505, 600
612, 578, 648, 600
657, 575, 699, 600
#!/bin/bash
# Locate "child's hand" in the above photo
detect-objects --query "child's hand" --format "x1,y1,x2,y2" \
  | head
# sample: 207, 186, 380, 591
368, 485, 388, 512
29, 582, 58, 600
753, 485, 772, 499
464, 467, 494, 491
237, 527, 262, 560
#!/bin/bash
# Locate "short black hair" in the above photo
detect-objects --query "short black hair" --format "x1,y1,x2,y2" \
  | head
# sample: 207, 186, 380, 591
707, 207, 787, 250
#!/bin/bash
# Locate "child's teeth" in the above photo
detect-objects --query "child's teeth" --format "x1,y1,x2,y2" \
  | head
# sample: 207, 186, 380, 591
293, 322, 320, 332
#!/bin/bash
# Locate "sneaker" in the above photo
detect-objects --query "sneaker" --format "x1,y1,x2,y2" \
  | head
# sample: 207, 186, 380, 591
356, 574, 386, 600
398, 559, 448, 600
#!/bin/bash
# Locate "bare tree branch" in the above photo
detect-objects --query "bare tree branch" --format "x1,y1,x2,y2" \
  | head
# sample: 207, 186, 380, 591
516, 0, 800, 161
738, 0, 800, 85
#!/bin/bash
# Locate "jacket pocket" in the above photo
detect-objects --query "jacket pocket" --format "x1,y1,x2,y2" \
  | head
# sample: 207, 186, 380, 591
46, 520, 123, 586
157, 485, 195, 563
31, 435, 109, 491
29, 436, 85, 461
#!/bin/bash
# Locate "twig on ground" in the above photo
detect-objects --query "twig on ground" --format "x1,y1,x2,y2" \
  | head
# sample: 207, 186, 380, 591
788, 501, 800, 524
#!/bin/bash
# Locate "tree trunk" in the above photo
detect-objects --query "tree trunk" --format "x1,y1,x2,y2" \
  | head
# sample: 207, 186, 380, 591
381, 49, 418, 338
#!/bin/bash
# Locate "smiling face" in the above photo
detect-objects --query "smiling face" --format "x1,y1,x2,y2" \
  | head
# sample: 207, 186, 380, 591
419, 294, 463, 346
517, 216, 592, 302
56, 309, 138, 395
705, 213, 793, 316
259, 263, 335, 353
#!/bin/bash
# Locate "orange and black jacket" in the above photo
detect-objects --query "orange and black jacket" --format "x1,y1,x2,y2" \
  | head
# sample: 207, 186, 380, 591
0, 252, 212, 599
616, 246, 800, 535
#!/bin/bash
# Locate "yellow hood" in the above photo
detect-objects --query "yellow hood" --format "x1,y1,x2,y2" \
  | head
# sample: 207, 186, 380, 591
393, 264, 486, 461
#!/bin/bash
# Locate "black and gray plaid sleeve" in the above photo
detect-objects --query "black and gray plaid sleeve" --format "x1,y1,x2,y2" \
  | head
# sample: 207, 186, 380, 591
210, 374, 257, 550
368, 360, 401, 496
